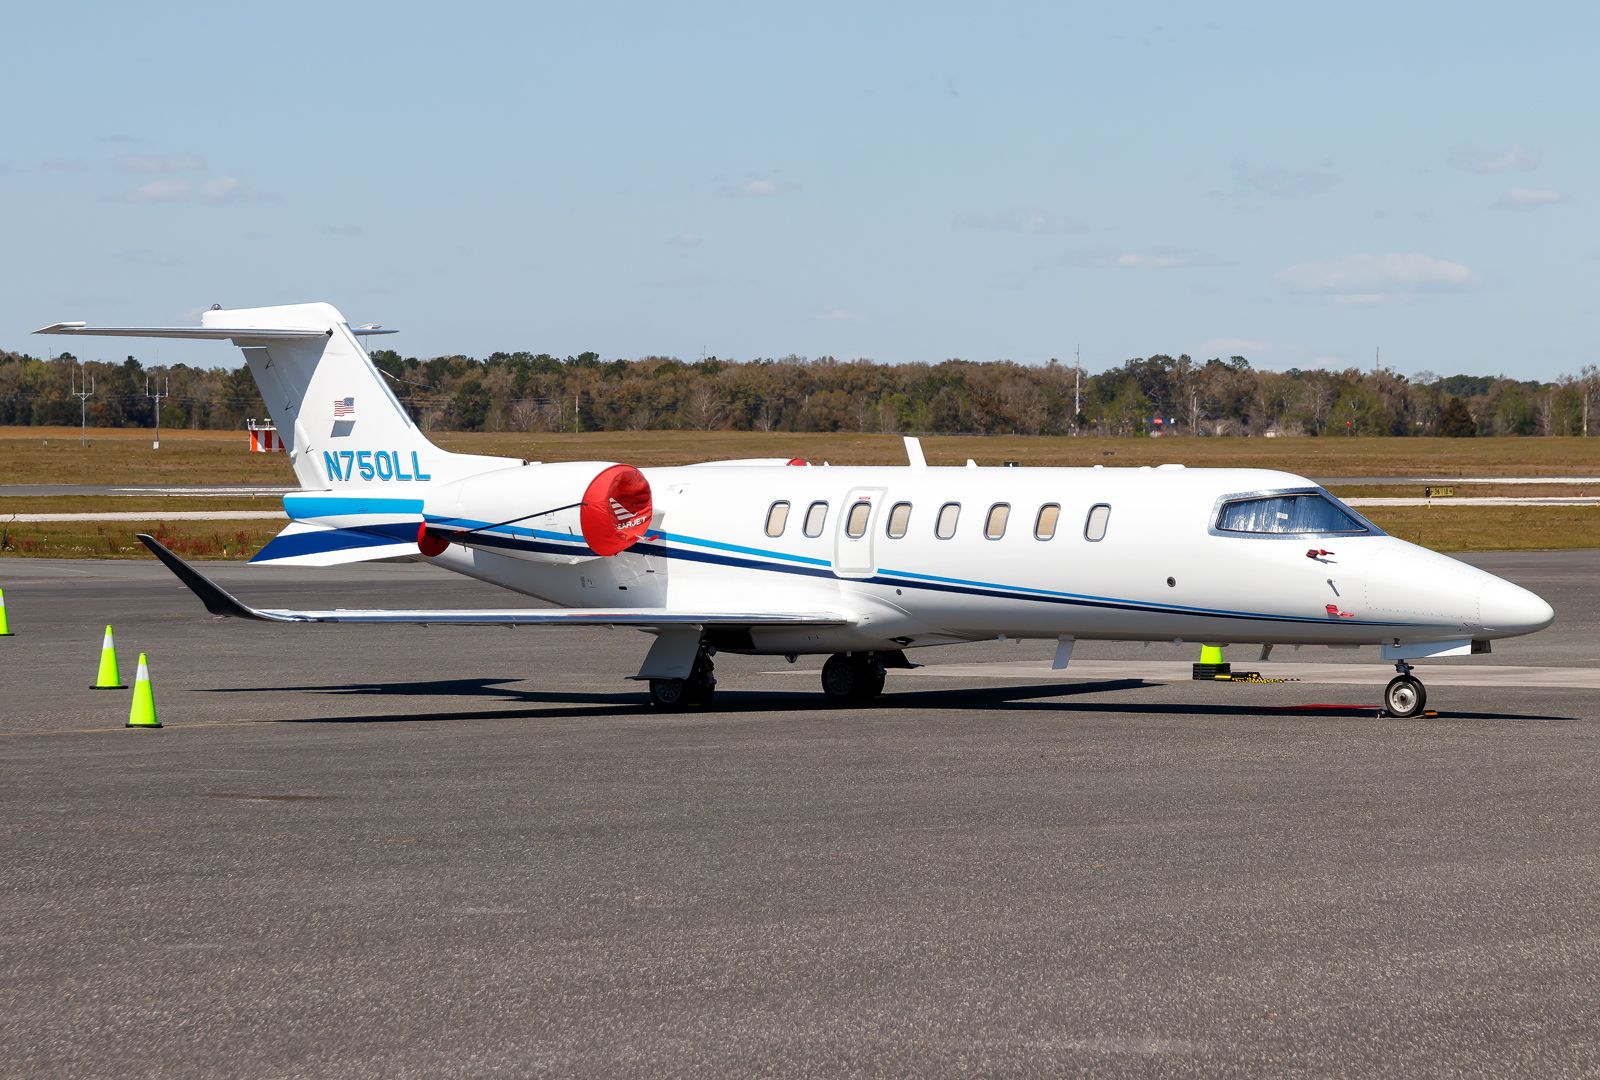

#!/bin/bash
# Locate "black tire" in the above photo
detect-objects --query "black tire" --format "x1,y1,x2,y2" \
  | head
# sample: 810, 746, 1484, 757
821, 653, 858, 703
685, 656, 716, 707
853, 656, 886, 700
686, 675, 716, 707
649, 678, 690, 710
1384, 674, 1427, 718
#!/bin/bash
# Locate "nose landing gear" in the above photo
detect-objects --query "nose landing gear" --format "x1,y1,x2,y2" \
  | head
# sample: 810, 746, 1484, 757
1383, 660, 1427, 718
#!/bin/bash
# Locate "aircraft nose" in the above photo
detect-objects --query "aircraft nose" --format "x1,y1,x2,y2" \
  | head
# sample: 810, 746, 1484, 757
1477, 577, 1555, 636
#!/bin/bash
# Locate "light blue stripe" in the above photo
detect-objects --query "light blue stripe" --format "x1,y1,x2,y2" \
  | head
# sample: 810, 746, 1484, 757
405, 511, 1371, 626
651, 529, 832, 567
286, 495, 424, 518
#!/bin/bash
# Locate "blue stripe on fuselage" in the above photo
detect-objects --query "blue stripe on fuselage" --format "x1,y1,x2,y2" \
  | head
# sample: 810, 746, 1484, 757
251, 520, 420, 562
395, 516, 1398, 628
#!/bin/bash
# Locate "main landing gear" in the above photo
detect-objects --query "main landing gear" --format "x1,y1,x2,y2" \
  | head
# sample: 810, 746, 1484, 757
1383, 660, 1427, 719
821, 652, 887, 705
648, 649, 716, 710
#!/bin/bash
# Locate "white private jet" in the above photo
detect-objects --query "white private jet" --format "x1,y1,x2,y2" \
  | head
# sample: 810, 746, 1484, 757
37, 303, 1554, 717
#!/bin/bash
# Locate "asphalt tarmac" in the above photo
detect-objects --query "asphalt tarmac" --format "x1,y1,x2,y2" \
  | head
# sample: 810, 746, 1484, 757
3, 551, 1598, 1077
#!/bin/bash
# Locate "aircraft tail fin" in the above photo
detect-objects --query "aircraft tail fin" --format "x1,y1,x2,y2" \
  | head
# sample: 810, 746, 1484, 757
35, 303, 514, 490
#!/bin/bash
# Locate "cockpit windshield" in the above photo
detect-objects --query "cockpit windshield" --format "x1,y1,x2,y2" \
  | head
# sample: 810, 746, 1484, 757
1215, 492, 1370, 536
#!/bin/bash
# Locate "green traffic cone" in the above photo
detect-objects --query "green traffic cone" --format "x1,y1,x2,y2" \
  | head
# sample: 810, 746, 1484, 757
126, 653, 161, 729
92, 625, 127, 689
0, 587, 12, 636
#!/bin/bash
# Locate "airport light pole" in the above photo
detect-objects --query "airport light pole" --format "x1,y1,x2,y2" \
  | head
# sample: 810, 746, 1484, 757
71, 361, 95, 447
146, 368, 170, 450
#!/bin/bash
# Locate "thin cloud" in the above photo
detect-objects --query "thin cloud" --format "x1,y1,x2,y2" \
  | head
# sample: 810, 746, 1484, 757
115, 154, 205, 173
321, 224, 366, 238
813, 308, 862, 322
1230, 160, 1340, 199
1278, 252, 1471, 303
94, 133, 140, 145
719, 176, 793, 197
641, 272, 714, 289
1494, 186, 1568, 210
1068, 246, 1222, 269
39, 158, 89, 173
113, 248, 186, 267
666, 231, 702, 248
954, 208, 1087, 234
117, 174, 273, 204
1449, 143, 1540, 173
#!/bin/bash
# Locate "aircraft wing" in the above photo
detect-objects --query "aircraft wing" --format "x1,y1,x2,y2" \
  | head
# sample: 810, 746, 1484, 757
136, 534, 852, 628
34, 323, 397, 339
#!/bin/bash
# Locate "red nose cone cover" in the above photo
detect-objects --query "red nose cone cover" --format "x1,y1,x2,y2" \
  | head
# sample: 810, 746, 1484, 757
580, 464, 653, 556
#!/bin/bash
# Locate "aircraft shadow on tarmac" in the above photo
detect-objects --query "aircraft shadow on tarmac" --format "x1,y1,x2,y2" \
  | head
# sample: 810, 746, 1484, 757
199, 677, 1572, 725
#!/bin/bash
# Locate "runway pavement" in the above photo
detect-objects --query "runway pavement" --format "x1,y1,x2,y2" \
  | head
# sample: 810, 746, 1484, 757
2, 551, 1598, 1077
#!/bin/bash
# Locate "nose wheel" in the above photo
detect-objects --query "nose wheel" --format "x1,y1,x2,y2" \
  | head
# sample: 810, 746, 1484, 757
1383, 661, 1427, 718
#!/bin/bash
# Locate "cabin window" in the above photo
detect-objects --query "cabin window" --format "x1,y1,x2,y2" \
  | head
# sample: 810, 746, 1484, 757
765, 501, 790, 538
935, 502, 961, 540
886, 501, 911, 539
845, 500, 872, 538
1035, 503, 1060, 540
1215, 493, 1368, 535
984, 503, 1010, 540
803, 501, 829, 538
1084, 503, 1111, 542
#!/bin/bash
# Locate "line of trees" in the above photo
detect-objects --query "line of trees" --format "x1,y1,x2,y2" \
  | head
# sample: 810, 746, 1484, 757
1, 347, 1596, 437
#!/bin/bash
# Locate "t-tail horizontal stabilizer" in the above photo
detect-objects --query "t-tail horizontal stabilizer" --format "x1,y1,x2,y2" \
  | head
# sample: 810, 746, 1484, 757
135, 534, 853, 629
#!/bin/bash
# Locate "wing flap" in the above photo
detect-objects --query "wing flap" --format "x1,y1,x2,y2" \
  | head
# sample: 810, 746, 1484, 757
137, 534, 851, 628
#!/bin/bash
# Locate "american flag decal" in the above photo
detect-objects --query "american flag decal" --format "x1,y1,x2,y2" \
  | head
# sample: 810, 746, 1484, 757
333, 397, 355, 416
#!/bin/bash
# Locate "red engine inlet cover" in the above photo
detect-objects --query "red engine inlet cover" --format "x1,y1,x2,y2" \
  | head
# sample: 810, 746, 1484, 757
417, 522, 449, 558
580, 464, 653, 556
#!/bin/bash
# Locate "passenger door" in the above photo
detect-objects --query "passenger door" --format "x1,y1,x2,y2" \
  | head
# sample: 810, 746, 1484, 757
833, 487, 884, 579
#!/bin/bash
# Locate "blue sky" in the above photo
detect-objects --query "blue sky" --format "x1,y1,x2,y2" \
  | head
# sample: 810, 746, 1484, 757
5, 1, 1595, 379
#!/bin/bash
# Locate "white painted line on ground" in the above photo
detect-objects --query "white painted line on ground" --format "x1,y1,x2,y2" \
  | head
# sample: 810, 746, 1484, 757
766, 660, 1600, 689
1346, 497, 1600, 507
5, 511, 287, 522
107, 486, 295, 496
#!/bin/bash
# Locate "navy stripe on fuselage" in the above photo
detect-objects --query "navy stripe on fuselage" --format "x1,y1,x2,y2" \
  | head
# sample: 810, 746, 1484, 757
391, 516, 1405, 628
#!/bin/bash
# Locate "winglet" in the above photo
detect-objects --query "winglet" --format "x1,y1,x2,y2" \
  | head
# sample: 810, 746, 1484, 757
136, 533, 280, 621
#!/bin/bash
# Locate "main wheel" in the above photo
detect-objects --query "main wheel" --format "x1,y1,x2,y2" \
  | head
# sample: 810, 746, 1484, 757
649, 677, 690, 710
1384, 674, 1427, 718
854, 654, 886, 700
821, 653, 859, 703
686, 656, 717, 707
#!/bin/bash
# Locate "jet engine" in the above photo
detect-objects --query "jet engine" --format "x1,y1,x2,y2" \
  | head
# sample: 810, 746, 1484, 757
418, 461, 653, 564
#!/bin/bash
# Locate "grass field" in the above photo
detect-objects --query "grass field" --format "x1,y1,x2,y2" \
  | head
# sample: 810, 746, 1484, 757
7, 426, 1600, 483
0, 505, 1591, 560
2, 426, 1598, 558
0, 520, 281, 560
